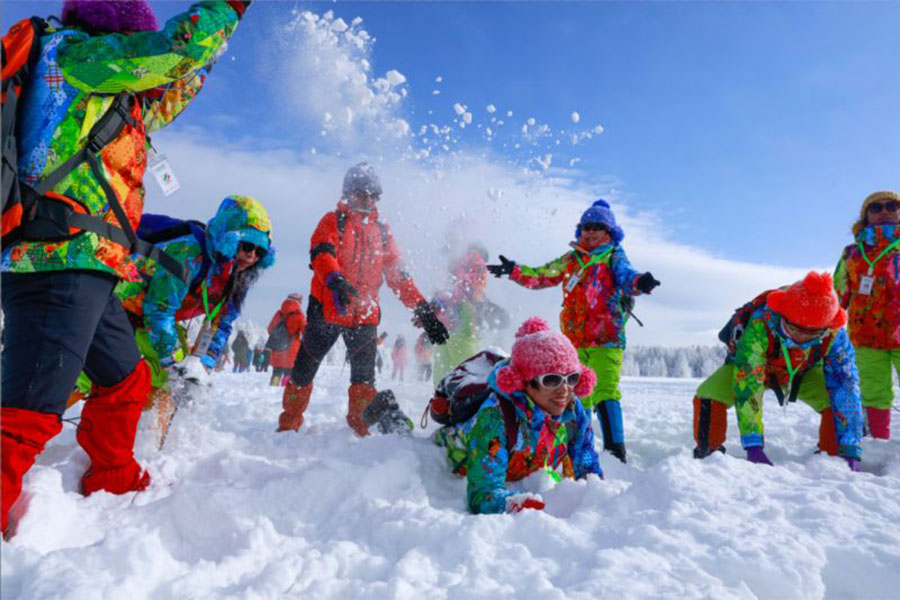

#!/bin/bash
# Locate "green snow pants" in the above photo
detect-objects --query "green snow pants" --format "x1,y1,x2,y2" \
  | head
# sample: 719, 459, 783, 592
577, 347, 623, 409
854, 346, 900, 410
695, 363, 831, 411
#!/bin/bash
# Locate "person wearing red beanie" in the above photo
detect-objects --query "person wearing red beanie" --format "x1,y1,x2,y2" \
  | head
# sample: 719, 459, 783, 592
434, 317, 604, 514
691, 272, 863, 471
835, 190, 900, 440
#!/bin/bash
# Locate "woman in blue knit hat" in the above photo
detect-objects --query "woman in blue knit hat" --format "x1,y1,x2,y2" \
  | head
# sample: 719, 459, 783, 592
487, 200, 660, 463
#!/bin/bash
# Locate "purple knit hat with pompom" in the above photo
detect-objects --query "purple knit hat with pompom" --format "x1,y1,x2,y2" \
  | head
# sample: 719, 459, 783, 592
62, 0, 158, 33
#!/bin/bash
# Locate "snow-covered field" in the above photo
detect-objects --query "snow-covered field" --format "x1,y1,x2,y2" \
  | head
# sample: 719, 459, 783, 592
2, 367, 898, 600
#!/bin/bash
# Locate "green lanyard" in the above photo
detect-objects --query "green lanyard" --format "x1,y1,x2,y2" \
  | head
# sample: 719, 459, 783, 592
780, 343, 801, 395
575, 248, 612, 275
543, 423, 569, 483
857, 238, 900, 275
201, 280, 227, 323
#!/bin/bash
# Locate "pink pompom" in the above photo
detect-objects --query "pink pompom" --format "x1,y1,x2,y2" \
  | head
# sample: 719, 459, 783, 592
516, 317, 550, 338
574, 365, 597, 398
496, 366, 526, 395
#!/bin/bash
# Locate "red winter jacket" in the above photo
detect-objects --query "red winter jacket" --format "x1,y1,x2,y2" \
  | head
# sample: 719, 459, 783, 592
309, 202, 425, 326
267, 297, 306, 369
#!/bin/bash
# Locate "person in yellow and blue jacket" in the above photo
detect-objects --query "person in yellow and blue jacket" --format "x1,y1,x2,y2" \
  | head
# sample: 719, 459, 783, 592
1, 0, 250, 538
435, 317, 603, 515
487, 200, 660, 464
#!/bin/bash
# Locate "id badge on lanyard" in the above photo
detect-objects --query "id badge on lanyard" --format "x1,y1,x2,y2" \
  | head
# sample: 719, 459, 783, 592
859, 274, 875, 295
564, 271, 582, 292
193, 319, 215, 357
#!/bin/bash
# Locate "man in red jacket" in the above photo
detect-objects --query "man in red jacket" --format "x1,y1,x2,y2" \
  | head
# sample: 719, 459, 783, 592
267, 293, 306, 386
277, 163, 449, 435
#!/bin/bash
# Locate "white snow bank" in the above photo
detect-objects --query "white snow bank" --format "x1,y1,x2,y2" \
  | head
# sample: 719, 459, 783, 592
4, 370, 897, 599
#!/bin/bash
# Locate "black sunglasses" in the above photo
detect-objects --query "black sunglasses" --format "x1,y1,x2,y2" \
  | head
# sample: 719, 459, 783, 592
581, 223, 608, 233
239, 241, 267, 258
534, 372, 581, 389
867, 201, 900, 214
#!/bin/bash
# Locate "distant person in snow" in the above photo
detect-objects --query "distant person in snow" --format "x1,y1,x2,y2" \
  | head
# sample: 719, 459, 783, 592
834, 190, 900, 440
232, 331, 251, 373
692, 272, 863, 470
414, 332, 433, 382
487, 200, 659, 463
431, 248, 509, 385
433, 317, 603, 514
0, 0, 251, 537
277, 162, 449, 436
375, 331, 388, 375
267, 293, 306, 386
392, 336, 409, 381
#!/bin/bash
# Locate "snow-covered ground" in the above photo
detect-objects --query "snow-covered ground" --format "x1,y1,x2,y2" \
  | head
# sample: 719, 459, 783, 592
2, 367, 899, 600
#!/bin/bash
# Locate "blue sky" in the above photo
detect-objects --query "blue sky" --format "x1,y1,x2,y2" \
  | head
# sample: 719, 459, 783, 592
4, 1, 900, 345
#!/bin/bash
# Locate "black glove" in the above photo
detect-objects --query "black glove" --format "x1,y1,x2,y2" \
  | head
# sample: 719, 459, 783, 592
326, 272, 358, 315
414, 302, 450, 344
486, 255, 516, 278
636, 272, 660, 294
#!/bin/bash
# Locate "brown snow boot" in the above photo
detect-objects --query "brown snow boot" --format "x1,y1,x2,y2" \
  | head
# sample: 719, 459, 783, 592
278, 381, 312, 432
347, 383, 377, 437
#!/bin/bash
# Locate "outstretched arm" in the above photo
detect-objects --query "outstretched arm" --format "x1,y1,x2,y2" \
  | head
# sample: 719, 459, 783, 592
509, 252, 571, 289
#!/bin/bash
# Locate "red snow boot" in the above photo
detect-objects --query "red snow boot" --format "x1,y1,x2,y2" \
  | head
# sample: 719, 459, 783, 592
1, 408, 62, 536
278, 381, 312, 432
347, 383, 377, 437
866, 406, 891, 440
818, 408, 839, 456
76, 361, 152, 496
692, 396, 728, 458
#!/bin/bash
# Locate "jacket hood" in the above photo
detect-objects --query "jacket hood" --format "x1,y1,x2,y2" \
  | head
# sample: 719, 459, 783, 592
206, 196, 275, 269
280, 297, 303, 314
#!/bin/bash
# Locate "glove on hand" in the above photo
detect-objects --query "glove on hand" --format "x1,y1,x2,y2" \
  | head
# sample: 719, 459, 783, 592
746, 446, 773, 466
486, 255, 516, 278
414, 302, 450, 345
326, 272, 358, 316
226, 0, 251, 18
171, 356, 211, 385
506, 493, 546, 514
636, 272, 660, 294
845, 457, 861, 472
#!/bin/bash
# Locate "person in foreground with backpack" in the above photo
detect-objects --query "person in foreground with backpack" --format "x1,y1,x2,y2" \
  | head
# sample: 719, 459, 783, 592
487, 199, 659, 463
434, 317, 602, 514
267, 293, 306, 386
834, 190, 900, 440
0, 0, 250, 538
277, 162, 449, 436
692, 271, 863, 470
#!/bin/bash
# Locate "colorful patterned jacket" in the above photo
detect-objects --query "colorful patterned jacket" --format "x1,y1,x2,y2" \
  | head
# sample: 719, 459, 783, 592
834, 224, 900, 349
2, 2, 241, 281
309, 201, 425, 326
116, 196, 274, 367
510, 242, 642, 348
464, 366, 602, 514
732, 306, 863, 458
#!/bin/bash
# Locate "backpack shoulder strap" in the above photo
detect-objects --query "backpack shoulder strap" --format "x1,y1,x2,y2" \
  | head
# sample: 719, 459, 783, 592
378, 220, 389, 251
497, 396, 519, 452
335, 210, 347, 238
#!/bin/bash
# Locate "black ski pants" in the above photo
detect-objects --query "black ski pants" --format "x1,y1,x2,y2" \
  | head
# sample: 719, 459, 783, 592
291, 298, 376, 386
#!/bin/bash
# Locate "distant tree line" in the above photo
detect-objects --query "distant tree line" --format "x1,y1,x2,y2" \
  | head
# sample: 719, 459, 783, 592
622, 346, 727, 378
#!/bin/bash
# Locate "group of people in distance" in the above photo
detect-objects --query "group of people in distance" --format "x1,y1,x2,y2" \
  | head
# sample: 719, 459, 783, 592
0, 0, 895, 539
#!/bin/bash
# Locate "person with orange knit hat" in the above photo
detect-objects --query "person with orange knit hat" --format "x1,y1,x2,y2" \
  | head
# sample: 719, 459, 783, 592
834, 190, 900, 440
691, 272, 863, 470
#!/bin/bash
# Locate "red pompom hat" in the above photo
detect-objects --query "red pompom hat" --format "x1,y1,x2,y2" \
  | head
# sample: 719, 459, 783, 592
496, 317, 596, 398
766, 271, 848, 329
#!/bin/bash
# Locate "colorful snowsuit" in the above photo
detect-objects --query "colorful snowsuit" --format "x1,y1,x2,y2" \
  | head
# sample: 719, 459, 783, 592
435, 365, 602, 514
510, 243, 641, 408
116, 196, 274, 376
2, 2, 242, 281
268, 297, 306, 370
835, 224, 900, 412
694, 306, 863, 458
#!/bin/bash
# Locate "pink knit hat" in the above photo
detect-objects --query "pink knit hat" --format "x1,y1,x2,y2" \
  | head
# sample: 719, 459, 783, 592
496, 317, 596, 398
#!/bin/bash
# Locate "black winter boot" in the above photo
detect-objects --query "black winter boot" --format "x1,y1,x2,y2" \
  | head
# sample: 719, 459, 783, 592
363, 390, 414, 436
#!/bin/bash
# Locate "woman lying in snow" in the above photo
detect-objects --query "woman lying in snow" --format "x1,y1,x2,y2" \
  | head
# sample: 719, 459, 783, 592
435, 317, 603, 514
